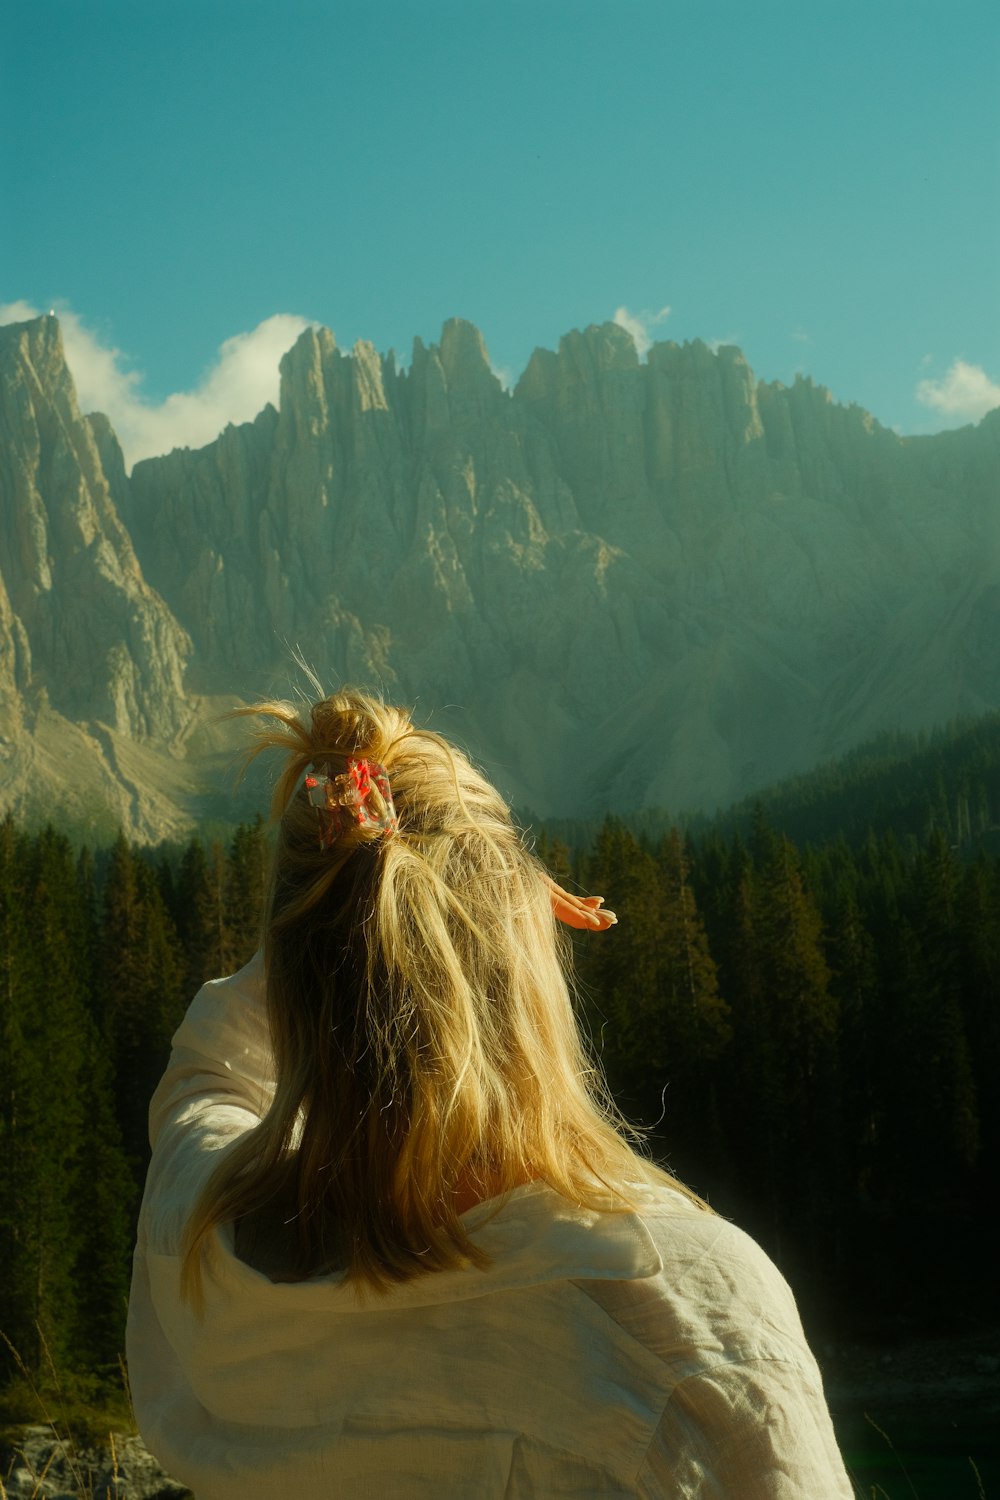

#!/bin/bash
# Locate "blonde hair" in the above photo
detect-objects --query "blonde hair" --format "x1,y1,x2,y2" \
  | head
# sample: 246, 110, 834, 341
180, 687, 704, 1304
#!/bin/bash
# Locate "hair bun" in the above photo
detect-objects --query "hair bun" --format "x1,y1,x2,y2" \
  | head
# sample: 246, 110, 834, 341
311, 698, 379, 759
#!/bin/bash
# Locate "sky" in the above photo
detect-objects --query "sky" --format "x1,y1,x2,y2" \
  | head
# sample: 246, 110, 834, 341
2, 0, 998, 469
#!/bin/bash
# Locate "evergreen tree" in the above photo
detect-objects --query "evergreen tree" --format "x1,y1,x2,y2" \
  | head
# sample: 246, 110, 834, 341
581, 820, 668, 1119
746, 831, 839, 1249
711, 841, 779, 1231
656, 831, 729, 1050
582, 823, 730, 1177
826, 890, 881, 1222
0, 825, 132, 1381
0, 816, 42, 1375
652, 830, 730, 1165
175, 837, 237, 991
22, 828, 93, 1371
535, 830, 575, 888
97, 834, 185, 1186
226, 817, 268, 967
75, 845, 100, 1012
957, 856, 1000, 1185
67, 1024, 136, 1375
908, 831, 980, 1178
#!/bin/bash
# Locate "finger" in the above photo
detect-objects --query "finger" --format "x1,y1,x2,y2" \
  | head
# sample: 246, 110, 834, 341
550, 893, 592, 928
543, 874, 616, 929
557, 903, 618, 930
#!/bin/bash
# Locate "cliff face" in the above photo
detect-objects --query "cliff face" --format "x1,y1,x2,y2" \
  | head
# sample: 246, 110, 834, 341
2, 312, 999, 835
0, 317, 196, 839
0, 317, 191, 736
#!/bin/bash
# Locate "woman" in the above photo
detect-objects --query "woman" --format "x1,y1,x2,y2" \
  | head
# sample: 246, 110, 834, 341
126, 688, 853, 1498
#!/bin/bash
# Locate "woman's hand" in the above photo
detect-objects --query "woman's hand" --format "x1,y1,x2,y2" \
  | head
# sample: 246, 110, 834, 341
542, 874, 617, 930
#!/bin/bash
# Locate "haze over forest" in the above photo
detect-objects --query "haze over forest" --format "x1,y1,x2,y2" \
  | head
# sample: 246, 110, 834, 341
1, 310, 998, 842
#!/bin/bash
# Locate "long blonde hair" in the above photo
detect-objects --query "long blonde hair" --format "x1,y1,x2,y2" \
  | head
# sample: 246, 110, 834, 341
180, 687, 703, 1303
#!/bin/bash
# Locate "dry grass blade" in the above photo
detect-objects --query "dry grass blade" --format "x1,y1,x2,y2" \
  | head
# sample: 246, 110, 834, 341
106, 1429, 120, 1500
1, 1436, 58, 1500
863, 1413, 920, 1500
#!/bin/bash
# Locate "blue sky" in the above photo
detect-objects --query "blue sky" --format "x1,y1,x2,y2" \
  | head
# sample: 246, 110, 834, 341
2, 0, 998, 466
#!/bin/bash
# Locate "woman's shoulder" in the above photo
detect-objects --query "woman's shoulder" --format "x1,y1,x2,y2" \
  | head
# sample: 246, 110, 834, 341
167, 951, 269, 1064
639, 1187, 799, 1299
608, 1189, 854, 1496
586, 1185, 812, 1372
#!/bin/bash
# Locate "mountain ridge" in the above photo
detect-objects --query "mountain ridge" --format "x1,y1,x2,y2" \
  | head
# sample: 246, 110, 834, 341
1, 311, 998, 841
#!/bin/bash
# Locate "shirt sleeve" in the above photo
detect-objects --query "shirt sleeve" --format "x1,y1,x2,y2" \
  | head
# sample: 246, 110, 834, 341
138, 952, 276, 1256
637, 1353, 855, 1499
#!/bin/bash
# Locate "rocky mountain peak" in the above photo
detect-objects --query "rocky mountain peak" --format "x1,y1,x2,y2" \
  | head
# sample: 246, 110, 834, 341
438, 317, 500, 390
2, 311, 999, 840
278, 325, 335, 436
0, 311, 65, 384
561, 320, 640, 374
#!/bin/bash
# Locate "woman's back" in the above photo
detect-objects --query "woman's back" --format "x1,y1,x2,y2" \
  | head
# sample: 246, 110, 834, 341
128, 960, 851, 1500
126, 687, 854, 1497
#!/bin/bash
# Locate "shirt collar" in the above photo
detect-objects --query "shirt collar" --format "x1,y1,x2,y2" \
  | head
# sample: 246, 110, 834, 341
207, 1181, 663, 1310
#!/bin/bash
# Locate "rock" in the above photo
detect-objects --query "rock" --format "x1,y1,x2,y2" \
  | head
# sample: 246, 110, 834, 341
0, 1425, 190, 1500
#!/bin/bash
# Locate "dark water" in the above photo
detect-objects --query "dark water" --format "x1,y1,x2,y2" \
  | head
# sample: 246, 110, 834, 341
836, 1407, 999, 1499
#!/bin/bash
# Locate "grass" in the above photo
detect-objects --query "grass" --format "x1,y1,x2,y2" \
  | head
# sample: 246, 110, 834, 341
0, 1330, 130, 1500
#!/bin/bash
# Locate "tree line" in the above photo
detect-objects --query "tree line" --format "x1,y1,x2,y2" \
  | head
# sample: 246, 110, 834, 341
2, 760, 999, 1393
560, 813, 999, 1335
0, 817, 267, 1387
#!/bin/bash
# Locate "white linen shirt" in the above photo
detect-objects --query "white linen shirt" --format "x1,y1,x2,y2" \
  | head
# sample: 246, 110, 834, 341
126, 955, 854, 1499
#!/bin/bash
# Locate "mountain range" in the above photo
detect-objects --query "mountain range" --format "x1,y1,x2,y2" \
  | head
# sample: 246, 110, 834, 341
1, 311, 997, 842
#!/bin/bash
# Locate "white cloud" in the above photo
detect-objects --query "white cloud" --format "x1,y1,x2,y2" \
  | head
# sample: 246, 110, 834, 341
0, 299, 43, 323
612, 303, 671, 358
0, 300, 316, 470
916, 358, 1000, 424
